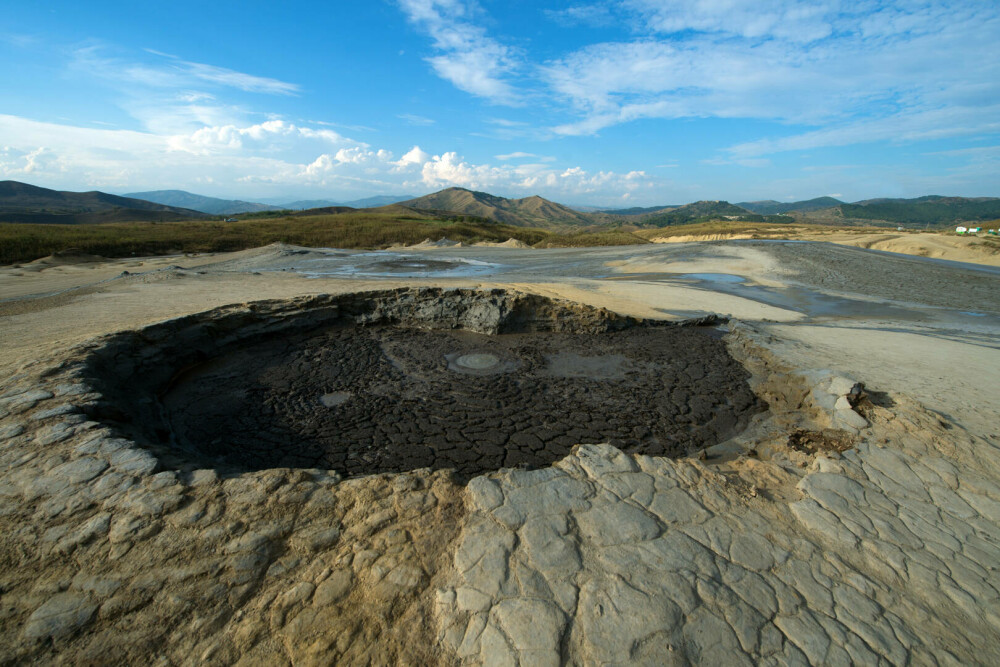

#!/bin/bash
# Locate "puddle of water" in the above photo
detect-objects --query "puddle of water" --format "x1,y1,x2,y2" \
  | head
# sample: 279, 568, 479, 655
678, 273, 747, 284
294, 252, 504, 278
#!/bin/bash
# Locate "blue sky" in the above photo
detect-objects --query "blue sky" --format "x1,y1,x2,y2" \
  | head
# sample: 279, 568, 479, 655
1, 0, 998, 206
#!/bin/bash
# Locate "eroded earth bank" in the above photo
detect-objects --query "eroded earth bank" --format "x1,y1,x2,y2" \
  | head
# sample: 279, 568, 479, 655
1, 285, 999, 664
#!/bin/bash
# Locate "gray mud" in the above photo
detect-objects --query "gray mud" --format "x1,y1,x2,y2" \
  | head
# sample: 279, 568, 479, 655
163, 325, 761, 480
72, 288, 761, 481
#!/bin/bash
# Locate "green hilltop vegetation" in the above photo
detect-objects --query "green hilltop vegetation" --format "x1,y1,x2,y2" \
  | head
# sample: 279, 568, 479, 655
737, 197, 845, 215
635, 200, 794, 227
839, 197, 1000, 225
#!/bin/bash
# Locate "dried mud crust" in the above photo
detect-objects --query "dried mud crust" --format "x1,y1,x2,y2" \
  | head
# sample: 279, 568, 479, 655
163, 325, 762, 479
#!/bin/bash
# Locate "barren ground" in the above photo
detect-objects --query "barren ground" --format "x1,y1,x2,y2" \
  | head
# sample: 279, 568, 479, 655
1, 239, 999, 664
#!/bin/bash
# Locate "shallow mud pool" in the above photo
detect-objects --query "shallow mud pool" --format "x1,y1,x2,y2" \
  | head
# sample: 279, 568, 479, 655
75, 288, 762, 480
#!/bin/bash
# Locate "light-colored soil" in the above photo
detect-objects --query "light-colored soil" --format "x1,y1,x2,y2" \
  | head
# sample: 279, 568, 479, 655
650, 230, 1000, 267
1, 241, 999, 664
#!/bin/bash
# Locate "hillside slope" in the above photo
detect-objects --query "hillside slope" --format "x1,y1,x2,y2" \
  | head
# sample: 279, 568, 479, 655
840, 196, 1000, 225
0, 181, 207, 223
125, 190, 279, 215
639, 201, 756, 227
738, 197, 844, 215
400, 188, 595, 227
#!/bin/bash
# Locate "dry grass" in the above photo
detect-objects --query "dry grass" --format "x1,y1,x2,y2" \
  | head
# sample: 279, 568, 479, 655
632, 220, 897, 240
0, 214, 548, 264
0, 213, 658, 265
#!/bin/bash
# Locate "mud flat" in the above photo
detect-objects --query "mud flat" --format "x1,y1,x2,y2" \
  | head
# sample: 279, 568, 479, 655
1, 241, 1000, 664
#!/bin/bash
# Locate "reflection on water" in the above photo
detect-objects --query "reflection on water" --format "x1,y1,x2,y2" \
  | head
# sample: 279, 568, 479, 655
678, 273, 747, 284
295, 252, 503, 278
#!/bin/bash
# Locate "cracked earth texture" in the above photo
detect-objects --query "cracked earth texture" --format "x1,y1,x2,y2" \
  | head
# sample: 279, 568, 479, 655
163, 324, 759, 479
0, 287, 998, 664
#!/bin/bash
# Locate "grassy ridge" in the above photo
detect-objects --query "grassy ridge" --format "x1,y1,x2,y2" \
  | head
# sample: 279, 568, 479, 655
0, 213, 652, 265
534, 231, 651, 247
631, 220, 884, 240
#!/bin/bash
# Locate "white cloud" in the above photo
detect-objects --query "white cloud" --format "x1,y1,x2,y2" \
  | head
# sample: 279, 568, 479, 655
179, 60, 300, 95
496, 152, 538, 160
398, 113, 436, 126
397, 0, 519, 103
544, 3, 617, 27
73, 46, 300, 96
542, 0, 1000, 154
726, 105, 1000, 159
421, 151, 505, 188
395, 145, 431, 168
0, 114, 655, 203
166, 120, 352, 155
625, 0, 835, 43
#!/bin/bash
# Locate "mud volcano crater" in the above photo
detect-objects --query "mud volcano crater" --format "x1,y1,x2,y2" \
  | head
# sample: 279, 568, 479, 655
77, 288, 763, 480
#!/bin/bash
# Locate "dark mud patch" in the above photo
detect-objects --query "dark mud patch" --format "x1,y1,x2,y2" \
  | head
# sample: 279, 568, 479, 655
75, 288, 764, 480
163, 326, 760, 480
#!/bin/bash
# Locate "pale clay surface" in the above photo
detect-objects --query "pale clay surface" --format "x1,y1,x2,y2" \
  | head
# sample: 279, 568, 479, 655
0, 241, 999, 664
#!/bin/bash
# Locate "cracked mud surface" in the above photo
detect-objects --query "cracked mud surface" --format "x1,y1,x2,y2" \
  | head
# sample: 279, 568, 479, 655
164, 326, 761, 479
3, 280, 1000, 666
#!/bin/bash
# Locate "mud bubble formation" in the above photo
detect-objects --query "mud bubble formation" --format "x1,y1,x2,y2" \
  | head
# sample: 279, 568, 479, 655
79, 288, 763, 479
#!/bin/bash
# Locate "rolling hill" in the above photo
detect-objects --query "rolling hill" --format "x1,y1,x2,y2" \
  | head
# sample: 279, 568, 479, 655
125, 190, 280, 215
599, 205, 676, 216
639, 201, 757, 227
738, 197, 844, 215
399, 188, 595, 227
0, 181, 208, 224
839, 196, 1000, 225
278, 194, 414, 210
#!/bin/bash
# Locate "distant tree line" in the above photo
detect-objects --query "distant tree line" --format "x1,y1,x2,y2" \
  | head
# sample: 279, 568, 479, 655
840, 200, 1000, 225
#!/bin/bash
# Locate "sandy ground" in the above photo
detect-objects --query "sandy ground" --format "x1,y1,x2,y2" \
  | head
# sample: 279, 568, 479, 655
2, 239, 1000, 663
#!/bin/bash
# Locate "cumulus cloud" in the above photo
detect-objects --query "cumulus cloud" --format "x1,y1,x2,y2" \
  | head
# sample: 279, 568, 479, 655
166, 120, 352, 155
0, 114, 654, 203
395, 145, 431, 168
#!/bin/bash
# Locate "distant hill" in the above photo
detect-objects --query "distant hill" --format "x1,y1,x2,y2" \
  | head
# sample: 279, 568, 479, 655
738, 197, 844, 215
400, 188, 594, 227
279, 194, 414, 210
839, 196, 1000, 226
640, 201, 755, 227
600, 205, 676, 216
125, 190, 280, 216
0, 181, 207, 224
287, 206, 359, 217
343, 194, 416, 208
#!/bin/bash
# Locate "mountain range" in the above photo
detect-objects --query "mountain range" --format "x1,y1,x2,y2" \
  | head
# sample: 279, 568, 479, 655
126, 190, 417, 214
2, 181, 997, 228
125, 190, 281, 216
0, 181, 207, 224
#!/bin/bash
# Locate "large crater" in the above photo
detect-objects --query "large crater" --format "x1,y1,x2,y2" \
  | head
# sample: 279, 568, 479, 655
77, 288, 764, 480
